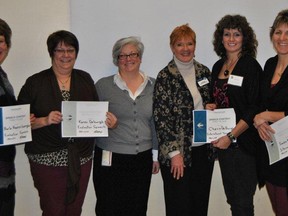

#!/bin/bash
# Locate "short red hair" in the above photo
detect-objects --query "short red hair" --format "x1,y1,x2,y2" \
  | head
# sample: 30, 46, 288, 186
170, 24, 196, 46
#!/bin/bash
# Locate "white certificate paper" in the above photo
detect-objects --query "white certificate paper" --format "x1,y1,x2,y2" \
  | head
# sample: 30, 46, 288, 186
264, 116, 288, 165
193, 108, 236, 143
0, 104, 32, 146
62, 101, 108, 137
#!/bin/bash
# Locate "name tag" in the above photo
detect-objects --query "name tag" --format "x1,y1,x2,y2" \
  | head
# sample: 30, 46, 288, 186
101, 150, 112, 166
228, 75, 243, 87
197, 77, 209, 86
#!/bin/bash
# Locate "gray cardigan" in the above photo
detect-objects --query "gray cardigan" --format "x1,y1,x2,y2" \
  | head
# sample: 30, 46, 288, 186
95, 75, 157, 154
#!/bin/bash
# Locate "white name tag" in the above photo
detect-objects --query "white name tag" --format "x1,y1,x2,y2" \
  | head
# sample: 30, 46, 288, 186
228, 75, 243, 87
101, 150, 112, 166
197, 77, 209, 86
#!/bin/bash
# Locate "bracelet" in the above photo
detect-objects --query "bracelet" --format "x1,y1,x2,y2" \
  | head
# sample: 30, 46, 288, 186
227, 132, 236, 142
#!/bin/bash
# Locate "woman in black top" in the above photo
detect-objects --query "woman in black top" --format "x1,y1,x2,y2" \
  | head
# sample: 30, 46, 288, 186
254, 9, 288, 216
206, 15, 262, 216
0, 18, 17, 216
18, 30, 117, 216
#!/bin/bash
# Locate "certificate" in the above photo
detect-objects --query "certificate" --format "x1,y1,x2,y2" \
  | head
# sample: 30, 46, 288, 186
0, 104, 32, 146
62, 101, 108, 137
193, 108, 236, 143
264, 116, 288, 165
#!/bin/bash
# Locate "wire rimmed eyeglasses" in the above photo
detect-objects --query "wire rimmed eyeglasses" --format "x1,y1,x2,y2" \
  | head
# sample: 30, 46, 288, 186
118, 53, 139, 60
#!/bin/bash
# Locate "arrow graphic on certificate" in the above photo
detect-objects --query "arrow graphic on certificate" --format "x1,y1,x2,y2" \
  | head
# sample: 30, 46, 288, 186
197, 122, 204, 129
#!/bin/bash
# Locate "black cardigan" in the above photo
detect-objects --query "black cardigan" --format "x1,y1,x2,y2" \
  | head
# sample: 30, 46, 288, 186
258, 55, 288, 187
18, 67, 98, 155
211, 55, 263, 155
18, 67, 98, 203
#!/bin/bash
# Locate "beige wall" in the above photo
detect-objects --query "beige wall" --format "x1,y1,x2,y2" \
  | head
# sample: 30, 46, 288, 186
1, 0, 70, 215
1, 0, 284, 215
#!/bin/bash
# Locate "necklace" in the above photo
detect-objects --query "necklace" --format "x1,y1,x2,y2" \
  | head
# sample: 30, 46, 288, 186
57, 77, 70, 90
277, 68, 287, 77
224, 58, 239, 76
276, 63, 288, 77
277, 72, 283, 77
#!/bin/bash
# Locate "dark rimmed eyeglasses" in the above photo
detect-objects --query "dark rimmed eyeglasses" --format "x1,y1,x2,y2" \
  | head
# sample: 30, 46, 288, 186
118, 53, 139, 60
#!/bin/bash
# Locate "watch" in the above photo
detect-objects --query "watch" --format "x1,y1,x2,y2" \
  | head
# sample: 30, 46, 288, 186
227, 132, 236, 142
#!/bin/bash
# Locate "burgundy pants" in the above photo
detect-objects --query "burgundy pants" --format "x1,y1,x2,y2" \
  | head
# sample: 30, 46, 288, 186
29, 159, 92, 216
266, 181, 288, 216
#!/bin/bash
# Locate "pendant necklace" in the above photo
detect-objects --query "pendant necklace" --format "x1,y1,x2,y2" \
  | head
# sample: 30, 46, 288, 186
276, 63, 288, 77
277, 67, 286, 77
224, 58, 239, 77
277, 72, 283, 77
57, 77, 70, 90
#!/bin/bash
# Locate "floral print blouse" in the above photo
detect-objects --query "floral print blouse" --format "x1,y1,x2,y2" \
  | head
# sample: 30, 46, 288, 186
153, 59, 212, 166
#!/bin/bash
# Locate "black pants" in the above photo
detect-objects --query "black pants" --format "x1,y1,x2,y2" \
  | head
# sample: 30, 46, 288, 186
0, 183, 15, 216
93, 146, 153, 216
161, 145, 214, 216
218, 147, 257, 216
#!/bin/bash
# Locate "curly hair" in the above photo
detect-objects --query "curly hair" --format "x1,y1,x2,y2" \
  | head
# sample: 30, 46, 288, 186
213, 14, 258, 59
270, 9, 288, 40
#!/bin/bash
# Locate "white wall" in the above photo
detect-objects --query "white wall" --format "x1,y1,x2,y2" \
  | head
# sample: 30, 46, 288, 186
1, 0, 287, 215
70, 0, 286, 79
1, 0, 70, 215
70, 1, 286, 215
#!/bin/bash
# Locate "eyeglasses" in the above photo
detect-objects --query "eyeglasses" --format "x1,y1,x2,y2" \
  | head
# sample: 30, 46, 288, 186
54, 48, 76, 55
118, 53, 139, 60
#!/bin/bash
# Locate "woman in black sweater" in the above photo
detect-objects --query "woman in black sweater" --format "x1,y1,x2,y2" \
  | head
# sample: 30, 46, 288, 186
254, 9, 288, 216
206, 14, 262, 216
18, 30, 117, 216
0, 18, 17, 216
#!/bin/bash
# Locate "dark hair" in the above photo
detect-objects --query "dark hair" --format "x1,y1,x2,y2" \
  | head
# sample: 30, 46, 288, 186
47, 30, 79, 58
0, 18, 12, 48
213, 14, 258, 59
270, 9, 288, 40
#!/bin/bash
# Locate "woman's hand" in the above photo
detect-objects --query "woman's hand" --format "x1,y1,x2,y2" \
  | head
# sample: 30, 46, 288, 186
170, 154, 185, 180
257, 122, 275, 141
105, 112, 118, 129
205, 103, 217, 111
212, 135, 231, 149
30, 114, 36, 125
253, 113, 267, 129
254, 112, 275, 141
47, 111, 63, 125
152, 161, 160, 174
30, 111, 62, 130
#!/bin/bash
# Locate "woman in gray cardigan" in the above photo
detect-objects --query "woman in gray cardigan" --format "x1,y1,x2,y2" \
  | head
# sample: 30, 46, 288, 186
93, 36, 159, 216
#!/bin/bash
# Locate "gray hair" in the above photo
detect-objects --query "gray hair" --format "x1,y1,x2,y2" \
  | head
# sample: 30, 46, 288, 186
112, 36, 144, 66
